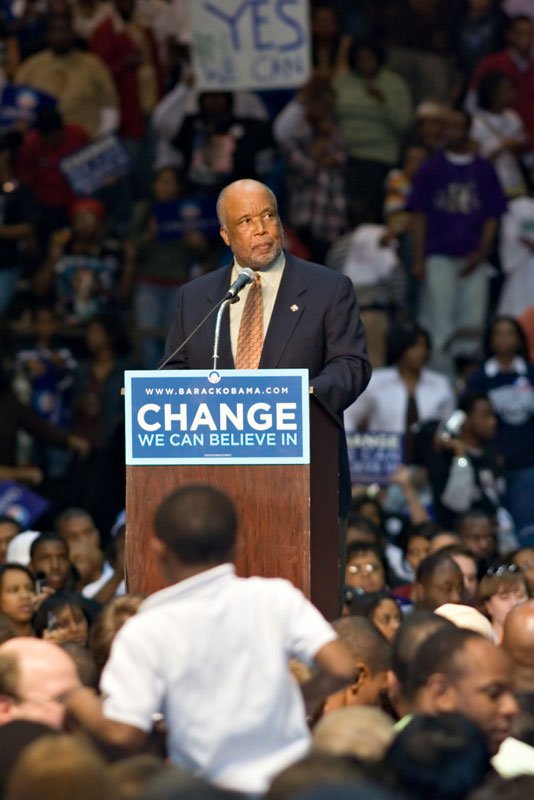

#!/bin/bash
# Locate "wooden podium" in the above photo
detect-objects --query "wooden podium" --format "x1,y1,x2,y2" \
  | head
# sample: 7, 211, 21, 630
125, 392, 343, 620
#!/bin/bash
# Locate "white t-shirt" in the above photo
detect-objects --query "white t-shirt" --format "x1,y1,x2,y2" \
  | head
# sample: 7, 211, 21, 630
471, 110, 527, 198
101, 564, 336, 793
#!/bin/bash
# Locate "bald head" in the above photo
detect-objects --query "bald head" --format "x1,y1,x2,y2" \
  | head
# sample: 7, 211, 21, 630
0, 638, 80, 729
502, 600, 534, 693
216, 179, 278, 227
216, 180, 284, 271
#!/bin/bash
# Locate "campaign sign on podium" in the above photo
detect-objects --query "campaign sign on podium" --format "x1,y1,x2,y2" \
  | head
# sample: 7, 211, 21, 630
124, 369, 310, 465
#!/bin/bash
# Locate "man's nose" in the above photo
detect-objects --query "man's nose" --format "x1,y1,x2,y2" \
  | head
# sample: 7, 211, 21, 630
500, 690, 519, 719
449, 586, 462, 604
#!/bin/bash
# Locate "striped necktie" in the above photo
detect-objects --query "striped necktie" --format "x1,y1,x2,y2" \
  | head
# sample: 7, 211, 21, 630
235, 272, 263, 369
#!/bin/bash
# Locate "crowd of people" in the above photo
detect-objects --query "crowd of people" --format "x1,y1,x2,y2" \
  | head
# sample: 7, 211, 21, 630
0, 0, 533, 797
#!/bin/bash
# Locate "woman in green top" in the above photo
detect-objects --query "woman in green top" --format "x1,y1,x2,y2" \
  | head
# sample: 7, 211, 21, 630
334, 38, 413, 225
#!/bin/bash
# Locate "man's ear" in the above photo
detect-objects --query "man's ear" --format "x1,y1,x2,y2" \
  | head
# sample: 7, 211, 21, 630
220, 226, 230, 247
426, 672, 458, 713
0, 694, 15, 723
149, 536, 167, 560
347, 661, 367, 699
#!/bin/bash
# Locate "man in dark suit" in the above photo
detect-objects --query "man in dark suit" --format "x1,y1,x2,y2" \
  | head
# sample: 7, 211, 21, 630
164, 179, 371, 512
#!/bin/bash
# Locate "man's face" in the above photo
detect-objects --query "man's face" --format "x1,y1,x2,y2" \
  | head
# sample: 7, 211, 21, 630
47, 19, 74, 55
13, 647, 80, 729
443, 111, 470, 150
57, 515, 100, 550
448, 639, 518, 755
417, 561, 463, 610
219, 183, 284, 271
0, 522, 19, 563
508, 19, 533, 60
31, 542, 71, 591
466, 399, 497, 442
451, 554, 479, 605
460, 518, 496, 561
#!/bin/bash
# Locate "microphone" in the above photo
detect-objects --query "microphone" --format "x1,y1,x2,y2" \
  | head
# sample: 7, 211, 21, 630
156, 268, 254, 370
225, 268, 255, 299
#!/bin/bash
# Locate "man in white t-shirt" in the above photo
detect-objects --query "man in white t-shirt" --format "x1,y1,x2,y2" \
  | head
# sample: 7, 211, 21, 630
65, 485, 355, 794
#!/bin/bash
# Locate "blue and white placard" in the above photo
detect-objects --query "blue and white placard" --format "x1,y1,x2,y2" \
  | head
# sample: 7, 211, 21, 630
347, 431, 404, 485
190, 0, 311, 91
60, 134, 131, 196
125, 369, 310, 465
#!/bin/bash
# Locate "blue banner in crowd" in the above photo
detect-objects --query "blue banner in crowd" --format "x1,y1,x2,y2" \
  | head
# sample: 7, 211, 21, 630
0, 85, 56, 129
124, 369, 310, 465
60, 134, 131, 195
0, 481, 50, 528
347, 431, 404, 485
153, 196, 219, 240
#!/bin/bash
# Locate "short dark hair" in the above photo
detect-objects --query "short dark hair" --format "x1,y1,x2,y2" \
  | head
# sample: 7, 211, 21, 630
391, 611, 453, 686
386, 713, 491, 800
154, 485, 237, 565
0, 516, 22, 532
415, 551, 459, 586
333, 616, 391, 674
405, 627, 483, 701
455, 509, 495, 534
458, 391, 490, 416
29, 532, 69, 562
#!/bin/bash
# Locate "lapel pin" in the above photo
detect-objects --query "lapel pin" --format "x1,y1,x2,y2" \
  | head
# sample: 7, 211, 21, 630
290, 304, 299, 312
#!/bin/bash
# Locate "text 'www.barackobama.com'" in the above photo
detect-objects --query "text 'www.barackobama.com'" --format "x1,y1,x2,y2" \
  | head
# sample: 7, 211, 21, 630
144, 387, 290, 396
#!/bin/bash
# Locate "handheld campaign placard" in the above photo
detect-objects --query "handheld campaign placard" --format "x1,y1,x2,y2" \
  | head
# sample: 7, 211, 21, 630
190, 0, 311, 91
124, 369, 310, 465
347, 431, 404, 485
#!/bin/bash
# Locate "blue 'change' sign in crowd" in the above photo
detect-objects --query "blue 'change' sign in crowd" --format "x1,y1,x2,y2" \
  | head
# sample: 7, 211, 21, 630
124, 369, 310, 465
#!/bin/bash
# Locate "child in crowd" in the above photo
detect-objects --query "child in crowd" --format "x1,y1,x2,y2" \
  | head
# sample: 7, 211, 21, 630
15, 305, 76, 477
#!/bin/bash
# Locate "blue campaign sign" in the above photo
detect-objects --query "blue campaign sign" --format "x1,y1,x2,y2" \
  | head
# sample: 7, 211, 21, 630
0, 85, 56, 129
0, 481, 50, 528
153, 196, 219, 241
347, 431, 404, 485
124, 369, 310, 465
60, 134, 131, 196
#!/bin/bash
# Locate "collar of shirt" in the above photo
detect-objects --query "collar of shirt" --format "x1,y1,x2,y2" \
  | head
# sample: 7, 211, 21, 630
140, 563, 235, 612
485, 356, 528, 377
231, 251, 286, 289
444, 151, 475, 166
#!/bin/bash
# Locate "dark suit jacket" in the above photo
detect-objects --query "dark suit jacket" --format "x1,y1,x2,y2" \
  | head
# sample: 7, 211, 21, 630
164, 254, 372, 512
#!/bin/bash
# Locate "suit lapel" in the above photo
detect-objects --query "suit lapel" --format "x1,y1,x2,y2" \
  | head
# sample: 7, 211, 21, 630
204, 264, 234, 368
260, 255, 307, 368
